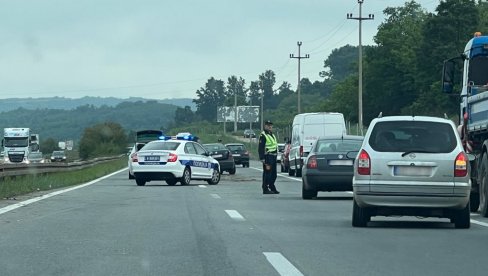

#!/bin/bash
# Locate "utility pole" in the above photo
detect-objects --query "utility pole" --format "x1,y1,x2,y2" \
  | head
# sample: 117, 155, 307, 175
347, 0, 373, 135
290, 41, 309, 114
234, 85, 238, 133
260, 81, 264, 131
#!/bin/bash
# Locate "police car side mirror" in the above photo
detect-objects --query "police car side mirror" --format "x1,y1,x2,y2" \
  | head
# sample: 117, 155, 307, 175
203, 151, 209, 156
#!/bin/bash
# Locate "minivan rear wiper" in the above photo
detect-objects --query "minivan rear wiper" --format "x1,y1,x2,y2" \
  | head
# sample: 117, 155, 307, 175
401, 150, 437, 157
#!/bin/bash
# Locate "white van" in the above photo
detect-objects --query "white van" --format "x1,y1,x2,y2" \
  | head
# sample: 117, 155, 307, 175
288, 112, 346, 177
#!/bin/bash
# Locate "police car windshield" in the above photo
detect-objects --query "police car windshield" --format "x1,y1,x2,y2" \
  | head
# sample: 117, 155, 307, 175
142, 141, 180, 151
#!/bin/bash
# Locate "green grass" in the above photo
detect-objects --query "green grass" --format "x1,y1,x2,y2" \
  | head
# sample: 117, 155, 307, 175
0, 157, 127, 199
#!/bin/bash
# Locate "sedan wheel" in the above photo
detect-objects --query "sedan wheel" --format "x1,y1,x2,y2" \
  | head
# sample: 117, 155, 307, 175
180, 167, 191, 185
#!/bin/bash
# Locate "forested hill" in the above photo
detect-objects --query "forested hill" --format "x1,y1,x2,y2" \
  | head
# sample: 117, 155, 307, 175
0, 96, 195, 112
0, 101, 178, 141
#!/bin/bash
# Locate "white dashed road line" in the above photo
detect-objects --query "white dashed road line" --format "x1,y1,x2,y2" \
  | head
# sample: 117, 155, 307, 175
0, 168, 127, 216
263, 252, 304, 276
198, 185, 207, 188
210, 193, 221, 199
225, 210, 245, 221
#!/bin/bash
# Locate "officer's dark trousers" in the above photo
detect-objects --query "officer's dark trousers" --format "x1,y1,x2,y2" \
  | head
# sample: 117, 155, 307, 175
262, 154, 278, 191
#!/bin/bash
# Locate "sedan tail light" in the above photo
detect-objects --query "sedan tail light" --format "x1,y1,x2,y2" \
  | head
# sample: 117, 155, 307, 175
454, 152, 468, 177
131, 153, 138, 162
357, 149, 371, 175
244, 151, 249, 155
307, 155, 317, 169
167, 153, 178, 162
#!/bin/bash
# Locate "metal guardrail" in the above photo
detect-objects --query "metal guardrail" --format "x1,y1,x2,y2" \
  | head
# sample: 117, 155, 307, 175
0, 155, 124, 177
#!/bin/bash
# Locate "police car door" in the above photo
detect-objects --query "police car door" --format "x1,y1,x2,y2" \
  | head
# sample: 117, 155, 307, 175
193, 142, 213, 178
184, 142, 204, 177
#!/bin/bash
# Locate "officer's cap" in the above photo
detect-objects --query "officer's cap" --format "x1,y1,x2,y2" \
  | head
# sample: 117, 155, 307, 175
264, 120, 273, 125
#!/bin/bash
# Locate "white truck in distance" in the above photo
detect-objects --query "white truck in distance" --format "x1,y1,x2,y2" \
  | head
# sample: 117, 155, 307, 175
3, 128, 31, 163
30, 133, 40, 152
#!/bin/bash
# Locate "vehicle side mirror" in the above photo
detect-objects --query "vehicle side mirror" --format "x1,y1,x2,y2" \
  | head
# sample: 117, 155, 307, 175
442, 59, 455, 94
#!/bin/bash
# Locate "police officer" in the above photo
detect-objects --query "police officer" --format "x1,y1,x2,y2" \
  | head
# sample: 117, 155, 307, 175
258, 120, 280, 194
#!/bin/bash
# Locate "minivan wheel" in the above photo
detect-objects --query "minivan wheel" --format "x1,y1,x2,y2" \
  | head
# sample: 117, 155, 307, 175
352, 199, 370, 227
470, 191, 480, 212
480, 155, 488, 217
453, 203, 471, 229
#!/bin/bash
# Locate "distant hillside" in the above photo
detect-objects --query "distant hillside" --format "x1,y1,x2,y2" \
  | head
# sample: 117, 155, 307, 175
0, 101, 179, 142
0, 96, 196, 112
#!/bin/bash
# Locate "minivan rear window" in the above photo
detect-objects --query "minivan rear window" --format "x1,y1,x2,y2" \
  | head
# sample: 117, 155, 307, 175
368, 121, 457, 153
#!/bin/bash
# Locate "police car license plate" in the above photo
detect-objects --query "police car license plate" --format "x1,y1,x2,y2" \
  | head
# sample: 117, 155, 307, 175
145, 156, 160, 161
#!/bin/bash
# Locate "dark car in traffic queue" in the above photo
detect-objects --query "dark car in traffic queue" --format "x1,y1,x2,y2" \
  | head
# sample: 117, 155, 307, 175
302, 135, 363, 199
243, 129, 256, 138
50, 150, 67, 162
225, 143, 250, 167
202, 143, 236, 174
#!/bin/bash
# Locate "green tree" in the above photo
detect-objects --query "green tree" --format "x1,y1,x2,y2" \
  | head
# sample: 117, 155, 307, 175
320, 44, 359, 82
79, 122, 127, 159
225, 76, 248, 106
174, 106, 195, 124
40, 138, 59, 155
258, 70, 278, 109
193, 77, 226, 122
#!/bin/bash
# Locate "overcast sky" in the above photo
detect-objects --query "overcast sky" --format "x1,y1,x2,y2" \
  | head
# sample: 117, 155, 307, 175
0, 0, 438, 100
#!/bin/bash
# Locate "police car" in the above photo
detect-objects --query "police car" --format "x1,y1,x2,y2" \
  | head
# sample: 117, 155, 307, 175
130, 134, 221, 186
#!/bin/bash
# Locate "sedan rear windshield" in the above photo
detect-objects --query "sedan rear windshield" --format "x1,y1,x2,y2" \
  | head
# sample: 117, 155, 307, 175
203, 144, 227, 151
315, 139, 362, 153
142, 142, 180, 151
227, 145, 246, 151
368, 121, 457, 153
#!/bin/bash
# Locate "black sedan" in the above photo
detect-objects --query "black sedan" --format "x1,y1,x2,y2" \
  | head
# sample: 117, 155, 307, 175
225, 143, 250, 167
302, 135, 363, 199
202, 143, 236, 174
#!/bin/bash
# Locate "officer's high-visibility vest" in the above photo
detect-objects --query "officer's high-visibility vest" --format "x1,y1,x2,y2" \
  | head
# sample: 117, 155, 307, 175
262, 131, 277, 153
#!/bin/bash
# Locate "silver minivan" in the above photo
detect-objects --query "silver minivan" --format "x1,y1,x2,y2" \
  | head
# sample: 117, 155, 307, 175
352, 116, 471, 228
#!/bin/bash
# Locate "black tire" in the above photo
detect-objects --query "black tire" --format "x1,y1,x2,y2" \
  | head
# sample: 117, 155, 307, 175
229, 166, 236, 175
295, 164, 302, 177
288, 165, 295, 176
352, 199, 370, 227
207, 168, 220, 185
244, 162, 249, 168
453, 202, 471, 229
136, 179, 146, 186
180, 167, 191, 185
280, 163, 285, 173
166, 179, 177, 186
129, 172, 135, 179
470, 191, 480, 212
302, 181, 317, 199
480, 154, 488, 217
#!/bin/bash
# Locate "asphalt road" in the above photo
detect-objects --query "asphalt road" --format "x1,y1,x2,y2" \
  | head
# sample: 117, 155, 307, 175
1, 161, 488, 276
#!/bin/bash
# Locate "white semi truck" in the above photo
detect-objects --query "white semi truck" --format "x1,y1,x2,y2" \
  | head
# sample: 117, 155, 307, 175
2, 128, 31, 163
30, 133, 40, 152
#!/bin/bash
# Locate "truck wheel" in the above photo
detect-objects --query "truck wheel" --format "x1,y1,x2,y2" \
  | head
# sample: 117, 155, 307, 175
480, 154, 488, 217
470, 191, 480, 212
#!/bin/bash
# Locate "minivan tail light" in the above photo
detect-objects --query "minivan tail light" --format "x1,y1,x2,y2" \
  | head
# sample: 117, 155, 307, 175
454, 152, 468, 177
307, 155, 317, 169
168, 153, 178, 162
357, 149, 371, 175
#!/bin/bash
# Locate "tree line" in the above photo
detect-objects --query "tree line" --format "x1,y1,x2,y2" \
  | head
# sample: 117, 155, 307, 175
174, 0, 488, 133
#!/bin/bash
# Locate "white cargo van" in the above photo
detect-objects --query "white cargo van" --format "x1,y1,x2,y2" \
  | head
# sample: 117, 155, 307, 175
288, 112, 346, 177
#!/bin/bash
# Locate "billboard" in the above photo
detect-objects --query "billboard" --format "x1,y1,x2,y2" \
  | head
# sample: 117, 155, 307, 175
217, 106, 259, 123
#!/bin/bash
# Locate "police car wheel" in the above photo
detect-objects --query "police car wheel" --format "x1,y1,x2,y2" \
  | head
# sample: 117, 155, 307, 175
180, 167, 191, 185
207, 168, 220, 185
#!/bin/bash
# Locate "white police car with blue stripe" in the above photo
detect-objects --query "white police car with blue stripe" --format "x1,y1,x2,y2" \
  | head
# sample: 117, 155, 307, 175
131, 134, 220, 186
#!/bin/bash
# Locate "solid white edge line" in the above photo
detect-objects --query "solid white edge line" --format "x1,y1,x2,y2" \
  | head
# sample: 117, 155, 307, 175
225, 209, 245, 221
263, 252, 304, 276
0, 168, 127, 216
471, 219, 488, 228
210, 193, 221, 199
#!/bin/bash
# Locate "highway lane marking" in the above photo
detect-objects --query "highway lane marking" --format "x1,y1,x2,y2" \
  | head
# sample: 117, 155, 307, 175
0, 168, 127, 216
263, 252, 304, 276
198, 185, 207, 188
210, 194, 221, 199
470, 213, 480, 217
471, 219, 488, 228
225, 210, 245, 221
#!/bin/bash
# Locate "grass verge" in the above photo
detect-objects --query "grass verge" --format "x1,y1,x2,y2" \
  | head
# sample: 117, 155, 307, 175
0, 157, 127, 199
